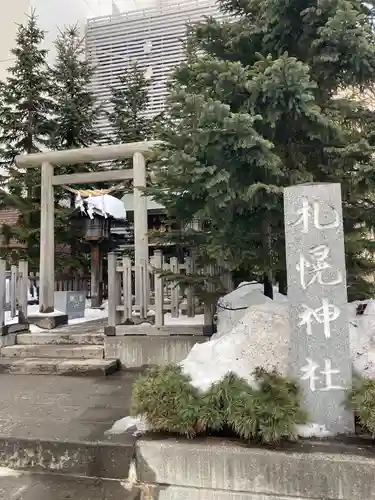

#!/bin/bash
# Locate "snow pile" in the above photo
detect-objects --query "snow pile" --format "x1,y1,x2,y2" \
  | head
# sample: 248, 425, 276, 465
76, 193, 126, 220
349, 299, 375, 378
182, 301, 290, 391
215, 283, 288, 339
105, 416, 149, 437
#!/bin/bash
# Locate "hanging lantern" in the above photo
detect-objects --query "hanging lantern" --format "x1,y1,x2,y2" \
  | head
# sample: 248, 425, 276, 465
84, 215, 111, 241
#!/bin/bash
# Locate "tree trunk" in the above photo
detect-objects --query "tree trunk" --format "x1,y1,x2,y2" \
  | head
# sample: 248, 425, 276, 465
277, 270, 287, 296
263, 272, 274, 299
262, 217, 273, 299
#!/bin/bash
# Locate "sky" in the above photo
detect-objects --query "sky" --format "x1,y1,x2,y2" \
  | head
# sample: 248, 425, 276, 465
86, 0, 161, 17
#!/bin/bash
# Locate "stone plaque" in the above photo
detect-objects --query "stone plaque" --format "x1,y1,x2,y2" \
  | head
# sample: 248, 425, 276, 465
54, 291, 86, 320
284, 183, 354, 434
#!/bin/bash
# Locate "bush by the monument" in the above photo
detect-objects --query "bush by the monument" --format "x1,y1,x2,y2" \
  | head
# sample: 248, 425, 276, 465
131, 364, 307, 444
347, 377, 375, 436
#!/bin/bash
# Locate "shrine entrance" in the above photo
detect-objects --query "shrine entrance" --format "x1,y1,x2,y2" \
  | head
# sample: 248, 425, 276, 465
15, 141, 158, 317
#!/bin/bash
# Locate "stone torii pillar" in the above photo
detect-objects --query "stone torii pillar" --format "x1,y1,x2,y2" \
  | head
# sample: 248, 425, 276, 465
40, 162, 55, 313
133, 152, 149, 310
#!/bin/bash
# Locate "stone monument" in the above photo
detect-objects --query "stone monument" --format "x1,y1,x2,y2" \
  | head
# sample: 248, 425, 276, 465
284, 183, 354, 434
54, 291, 86, 320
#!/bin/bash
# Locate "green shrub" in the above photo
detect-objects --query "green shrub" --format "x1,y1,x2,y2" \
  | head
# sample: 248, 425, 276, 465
131, 364, 201, 437
131, 364, 307, 444
347, 377, 375, 435
227, 368, 307, 444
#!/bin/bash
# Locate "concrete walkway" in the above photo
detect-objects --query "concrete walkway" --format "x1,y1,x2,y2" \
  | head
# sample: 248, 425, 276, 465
0, 371, 139, 497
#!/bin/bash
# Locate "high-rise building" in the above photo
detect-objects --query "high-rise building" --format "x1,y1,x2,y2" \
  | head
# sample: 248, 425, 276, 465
86, 0, 225, 134
0, 0, 91, 80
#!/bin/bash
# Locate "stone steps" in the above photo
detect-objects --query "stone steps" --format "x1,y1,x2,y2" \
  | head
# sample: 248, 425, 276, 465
0, 357, 119, 376
2, 344, 104, 359
0, 332, 119, 376
16, 333, 105, 346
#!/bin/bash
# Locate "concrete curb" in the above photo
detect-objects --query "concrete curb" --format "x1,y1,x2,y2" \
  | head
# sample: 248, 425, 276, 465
105, 335, 206, 368
136, 438, 375, 500
0, 437, 135, 479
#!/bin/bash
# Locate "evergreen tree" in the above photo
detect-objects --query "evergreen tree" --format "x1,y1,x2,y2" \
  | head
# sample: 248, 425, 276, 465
0, 12, 54, 265
107, 62, 152, 145
106, 62, 154, 259
49, 25, 104, 268
50, 25, 102, 152
150, 0, 375, 300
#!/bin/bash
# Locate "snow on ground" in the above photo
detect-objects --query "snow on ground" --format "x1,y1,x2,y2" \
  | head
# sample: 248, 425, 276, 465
5, 301, 110, 333
105, 416, 149, 437
0, 467, 21, 477
164, 313, 204, 326
7, 300, 204, 333
296, 423, 333, 438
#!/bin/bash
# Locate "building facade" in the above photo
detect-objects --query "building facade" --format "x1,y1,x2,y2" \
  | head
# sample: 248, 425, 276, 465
86, 0, 225, 133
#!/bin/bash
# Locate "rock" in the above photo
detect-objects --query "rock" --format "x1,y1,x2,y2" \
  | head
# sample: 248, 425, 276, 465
181, 301, 291, 392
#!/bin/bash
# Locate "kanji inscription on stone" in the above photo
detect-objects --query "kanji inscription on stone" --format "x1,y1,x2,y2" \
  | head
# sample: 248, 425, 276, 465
284, 183, 354, 434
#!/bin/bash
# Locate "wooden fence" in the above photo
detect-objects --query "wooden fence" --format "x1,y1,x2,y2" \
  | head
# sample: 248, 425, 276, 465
0, 260, 29, 331
107, 250, 233, 329
27, 274, 106, 301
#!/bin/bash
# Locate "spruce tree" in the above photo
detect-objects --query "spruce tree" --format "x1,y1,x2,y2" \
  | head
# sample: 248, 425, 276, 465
0, 12, 54, 265
107, 62, 152, 145
150, 0, 375, 300
50, 26, 102, 153
49, 26, 104, 268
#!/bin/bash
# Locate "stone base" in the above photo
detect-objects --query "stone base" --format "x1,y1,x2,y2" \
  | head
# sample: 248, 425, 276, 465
0, 333, 17, 348
28, 313, 68, 330
0, 358, 119, 376
106, 324, 205, 337
0, 323, 29, 337
136, 438, 375, 500
105, 335, 206, 368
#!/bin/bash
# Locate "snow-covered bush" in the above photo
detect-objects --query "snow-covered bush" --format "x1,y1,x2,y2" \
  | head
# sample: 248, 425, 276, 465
131, 364, 307, 445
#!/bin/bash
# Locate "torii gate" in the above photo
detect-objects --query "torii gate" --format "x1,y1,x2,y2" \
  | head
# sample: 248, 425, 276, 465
15, 141, 158, 316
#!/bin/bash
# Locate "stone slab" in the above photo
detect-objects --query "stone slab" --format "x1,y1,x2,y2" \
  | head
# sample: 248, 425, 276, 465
112, 325, 205, 336
0, 372, 138, 478
105, 335, 206, 368
0, 358, 118, 376
284, 183, 353, 433
55, 291, 86, 320
28, 314, 68, 330
0, 472, 140, 500
140, 485, 306, 500
16, 333, 105, 345
2, 345, 104, 359
0, 438, 135, 480
136, 438, 375, 500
